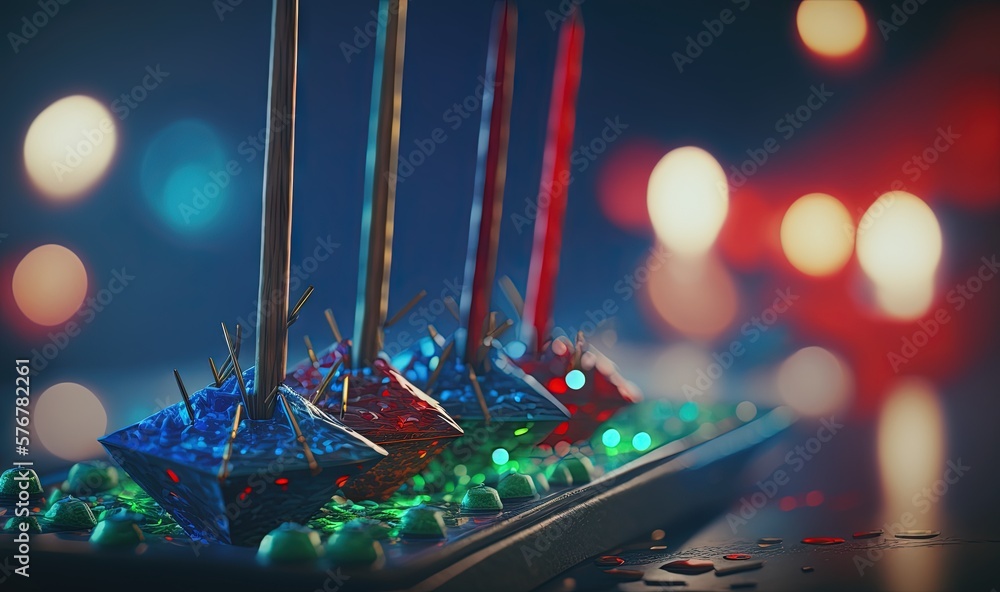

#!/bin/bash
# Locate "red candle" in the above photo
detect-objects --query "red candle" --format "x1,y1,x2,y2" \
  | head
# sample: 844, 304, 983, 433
460, 0, 517, 363
521, 10, 584, 351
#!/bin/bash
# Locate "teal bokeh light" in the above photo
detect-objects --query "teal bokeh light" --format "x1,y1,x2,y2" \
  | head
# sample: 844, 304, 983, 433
141, 119, 230, 233
679, 401, 699, 422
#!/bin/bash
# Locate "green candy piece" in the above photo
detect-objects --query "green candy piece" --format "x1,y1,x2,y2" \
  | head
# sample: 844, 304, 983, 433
89, 517, 144, 547
5, 515, 42, 534
398, 505, 447, 538
561, 454, 595, 484
326, 522, 385, 567
64, 461, 118, 496
461, 484, 503, 511
256, 522, 323, 565
0, 467, 43, 496
44, 496, 97, 529
531, 472, 550, 493
343, 518, 391, 540
497, 473, 537, 500
546, 463, 574, 487
47, 488, 66, 508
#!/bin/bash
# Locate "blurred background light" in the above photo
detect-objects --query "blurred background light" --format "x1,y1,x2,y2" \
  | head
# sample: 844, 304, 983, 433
856, 192, 942, 319
780, 192, 854, 276
646, 252, 738, 339
140, 119, 230, 233
12, 244, 89, 326
647, 146, 729, 256
877, 378, 945, 506
776, 346, 852, 416
23, 95, 118, 201
878, 374, 945, 592
735, 401, 757, 422
34, 382, 108, 461
596, 139, 663, 233
796, 0, 867, 59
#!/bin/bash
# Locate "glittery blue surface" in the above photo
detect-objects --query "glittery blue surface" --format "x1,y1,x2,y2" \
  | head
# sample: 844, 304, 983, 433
393, 337, 569, 423
99, 367, 387, 544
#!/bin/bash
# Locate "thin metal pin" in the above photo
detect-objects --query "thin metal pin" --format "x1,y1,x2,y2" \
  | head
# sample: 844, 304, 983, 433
384, 289, 427, 328
443, 296, 461, 321
304, 335, 318, 366
426, 340, 454, 394
279, 392, 320, 475
209, 357, 222, 387
218, 402, 243, 483
173, 369, 196, 425
310, 358, 341, 405
427, 324, 446, 348
573, 330, 585, 369
499, 275, 524, 318
468, 366, 492, 425
488, 318, 514, 341
340, 375, 350, 420
222, 322, 250, 413
218, 323, 244, 380
287, 285, 314, 328
324, 308, 343, 342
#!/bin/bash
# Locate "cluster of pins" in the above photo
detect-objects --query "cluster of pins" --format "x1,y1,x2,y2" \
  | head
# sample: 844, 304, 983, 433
301, 289, 427, 414
298, 286, 507, 420
171, 286, 320, 483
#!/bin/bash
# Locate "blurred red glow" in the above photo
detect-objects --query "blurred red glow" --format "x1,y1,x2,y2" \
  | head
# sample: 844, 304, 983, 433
718, 189, 776, 272
732, 6, 1000, 413
594, 138, 664, 233
805, 490, 824, 507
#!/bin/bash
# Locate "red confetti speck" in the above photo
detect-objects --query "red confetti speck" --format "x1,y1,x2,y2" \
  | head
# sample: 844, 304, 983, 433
165, 469, 180, 483
547, 377, 568, 394
595, 555, 625, 566
336, 475, 350, 488
802, 537, 844, 545
274, 477, 289, 486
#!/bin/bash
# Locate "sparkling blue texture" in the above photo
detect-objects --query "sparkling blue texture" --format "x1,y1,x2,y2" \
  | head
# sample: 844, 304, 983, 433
100, 367, 386, 545
394, 339, 569, 424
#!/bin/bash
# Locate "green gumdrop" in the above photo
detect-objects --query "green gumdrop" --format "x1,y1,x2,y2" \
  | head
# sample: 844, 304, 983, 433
45, 496, 97, 529
89, 517, 144, 547
256, 522, 323, 565
561, 453, 594, 484
5, 515, 42, 534
47, 488, 66, 508
497, 473, 537, 500
65, 461, 118, 495
399, 505, 447, 538
532, 472, 550, 493
546, 463, 574, 487
344, 518, 390, 540
0, 467, 43, 496
326, 522, 384, 567
461, 484, 503, 511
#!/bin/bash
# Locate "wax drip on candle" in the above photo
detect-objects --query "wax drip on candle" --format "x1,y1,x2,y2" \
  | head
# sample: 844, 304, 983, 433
521, 9, 584, 352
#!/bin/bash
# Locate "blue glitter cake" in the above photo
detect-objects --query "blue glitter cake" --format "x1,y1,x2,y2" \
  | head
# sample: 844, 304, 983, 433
100, 367, 387, 545
393, 337, 569, 456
